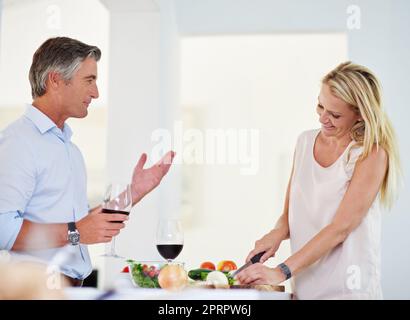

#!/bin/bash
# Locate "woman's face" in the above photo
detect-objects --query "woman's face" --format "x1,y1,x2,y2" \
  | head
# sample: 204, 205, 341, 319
316, 83, 362, 139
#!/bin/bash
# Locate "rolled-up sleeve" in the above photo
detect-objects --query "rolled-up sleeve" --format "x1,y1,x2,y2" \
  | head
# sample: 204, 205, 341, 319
0, 130, 35, 250
0, 211, 24, 250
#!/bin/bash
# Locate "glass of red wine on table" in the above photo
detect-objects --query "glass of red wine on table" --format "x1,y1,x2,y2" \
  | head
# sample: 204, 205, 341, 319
101, 183, 132, 258
156, 218, 184, 264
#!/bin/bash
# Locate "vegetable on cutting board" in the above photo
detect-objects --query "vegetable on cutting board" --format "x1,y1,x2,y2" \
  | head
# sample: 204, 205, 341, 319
200, 261, 216, 270
188, 268, 235, 286
217, 260, 237, 272
206, 271, 229, 286
188, 268, 213, 281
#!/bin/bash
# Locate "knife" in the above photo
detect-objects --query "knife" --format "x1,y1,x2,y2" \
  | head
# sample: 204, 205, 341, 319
231, 251, 266, 278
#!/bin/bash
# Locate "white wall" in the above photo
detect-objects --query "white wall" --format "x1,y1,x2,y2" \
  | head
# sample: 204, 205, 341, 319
99, 0, 183, 288
100, 0, 161, 288
0, 0, 109, 108
0, 0, 2, 53
173, 0, 410, 299
156, 0, 182, 226
352, 0, 410, 300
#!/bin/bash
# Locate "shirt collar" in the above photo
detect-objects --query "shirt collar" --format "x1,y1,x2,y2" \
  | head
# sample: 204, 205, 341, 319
24, 104, 73, 141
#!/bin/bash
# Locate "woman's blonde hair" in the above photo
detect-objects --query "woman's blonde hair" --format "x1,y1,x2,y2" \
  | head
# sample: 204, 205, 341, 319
322, 61, 401, 209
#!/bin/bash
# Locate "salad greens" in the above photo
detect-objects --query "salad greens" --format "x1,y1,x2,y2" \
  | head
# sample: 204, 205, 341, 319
127, 260, 162, 288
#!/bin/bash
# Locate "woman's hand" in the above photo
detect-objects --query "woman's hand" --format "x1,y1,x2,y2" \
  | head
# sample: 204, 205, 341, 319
246, 229, 283, 263
235, 263, 286, 285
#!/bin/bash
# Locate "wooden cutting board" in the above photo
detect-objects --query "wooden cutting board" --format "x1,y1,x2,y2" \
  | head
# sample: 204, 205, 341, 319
230, 284, 285, 292
188, 281, 285, 292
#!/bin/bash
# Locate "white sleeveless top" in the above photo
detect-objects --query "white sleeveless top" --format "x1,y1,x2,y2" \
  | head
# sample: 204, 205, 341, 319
288, 129, 382, 300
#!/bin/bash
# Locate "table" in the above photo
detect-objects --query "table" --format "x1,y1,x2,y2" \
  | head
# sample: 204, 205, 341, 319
65, 271, 291, 300
65, 287, 291, 300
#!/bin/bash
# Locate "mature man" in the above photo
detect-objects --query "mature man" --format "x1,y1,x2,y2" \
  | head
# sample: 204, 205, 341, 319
0, 37, 175, 286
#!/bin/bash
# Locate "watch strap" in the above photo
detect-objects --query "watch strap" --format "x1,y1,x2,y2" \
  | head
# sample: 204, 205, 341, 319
68, 222, 77, 232
277, 262, 292, 280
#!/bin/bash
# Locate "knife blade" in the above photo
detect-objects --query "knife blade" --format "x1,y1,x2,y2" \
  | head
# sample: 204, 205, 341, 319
231, 251, 266, 277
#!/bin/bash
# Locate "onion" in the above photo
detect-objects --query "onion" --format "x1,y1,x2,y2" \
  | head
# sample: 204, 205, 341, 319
206, 271, 229, 288
158, 264, 188, 291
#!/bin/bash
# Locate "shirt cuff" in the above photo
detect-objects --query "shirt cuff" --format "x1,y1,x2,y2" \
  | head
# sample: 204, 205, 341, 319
0, 211, 24, 250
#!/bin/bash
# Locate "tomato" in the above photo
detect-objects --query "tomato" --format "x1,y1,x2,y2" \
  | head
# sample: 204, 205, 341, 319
200, 261, 216, 270
217, 260, 237, 272
121, 266, 130, 273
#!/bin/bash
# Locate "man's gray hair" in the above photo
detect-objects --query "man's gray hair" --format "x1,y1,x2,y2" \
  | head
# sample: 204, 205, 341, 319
29, 37, 101, 98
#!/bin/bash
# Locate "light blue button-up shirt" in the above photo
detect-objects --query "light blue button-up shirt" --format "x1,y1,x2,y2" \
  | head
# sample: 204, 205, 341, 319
0, 105, 92, 279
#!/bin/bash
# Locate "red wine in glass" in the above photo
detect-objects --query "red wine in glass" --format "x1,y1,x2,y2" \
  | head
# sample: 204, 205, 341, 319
156, 219, 184, 263
101, 183, 132, 258
101, 208, 130, 223
156, 244, 183, 260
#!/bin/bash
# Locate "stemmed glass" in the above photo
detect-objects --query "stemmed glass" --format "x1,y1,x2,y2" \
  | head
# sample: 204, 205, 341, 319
101, 183, 132, 258
156, 218, 184, 263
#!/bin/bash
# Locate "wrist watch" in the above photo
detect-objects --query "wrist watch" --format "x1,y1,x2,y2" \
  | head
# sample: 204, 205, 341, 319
277, 262, 292, 280
67, 222, 80, 246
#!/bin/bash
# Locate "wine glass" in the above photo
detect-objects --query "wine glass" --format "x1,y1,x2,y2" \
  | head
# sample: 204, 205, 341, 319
101, 183, 132, 258
156, 218, 184, 263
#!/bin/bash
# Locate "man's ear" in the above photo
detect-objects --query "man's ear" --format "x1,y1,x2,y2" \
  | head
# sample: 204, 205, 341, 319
47, 71, 62, 91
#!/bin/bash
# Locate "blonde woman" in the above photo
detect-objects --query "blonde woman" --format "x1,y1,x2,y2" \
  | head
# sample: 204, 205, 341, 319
236, 62, 401, 299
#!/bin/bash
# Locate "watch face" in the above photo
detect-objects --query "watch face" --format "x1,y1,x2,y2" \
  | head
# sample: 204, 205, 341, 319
68, 232, 80, 245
